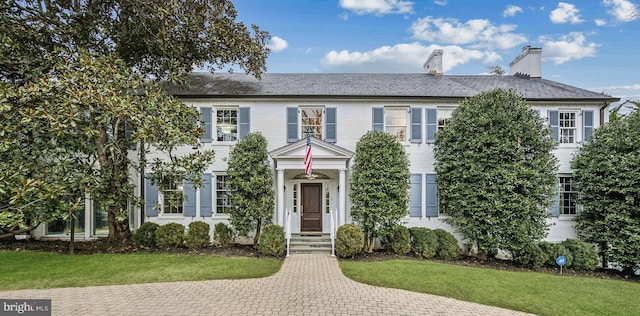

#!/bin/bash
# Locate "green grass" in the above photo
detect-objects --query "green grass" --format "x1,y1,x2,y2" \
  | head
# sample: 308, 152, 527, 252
340, 259, 640, 316
0, 251, 282, 291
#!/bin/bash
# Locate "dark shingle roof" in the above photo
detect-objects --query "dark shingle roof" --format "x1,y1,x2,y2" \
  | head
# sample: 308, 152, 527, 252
162, 72, 618, 102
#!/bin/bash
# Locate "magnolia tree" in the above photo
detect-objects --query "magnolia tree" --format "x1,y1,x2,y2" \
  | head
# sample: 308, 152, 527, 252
572, 102, 640, 273
0, 0, 269, 239
226, 132, 275, 246
350, 130, 410, 253
434, 89, 558, 257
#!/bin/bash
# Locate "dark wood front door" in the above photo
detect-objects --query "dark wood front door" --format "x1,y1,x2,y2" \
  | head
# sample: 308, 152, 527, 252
301, 183, 322, 232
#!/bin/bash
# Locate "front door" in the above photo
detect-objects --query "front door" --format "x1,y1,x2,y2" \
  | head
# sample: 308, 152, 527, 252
301, 183, 322, 232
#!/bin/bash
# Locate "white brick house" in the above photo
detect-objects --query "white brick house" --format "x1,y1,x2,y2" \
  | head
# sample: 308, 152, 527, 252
34, 47, 619, 244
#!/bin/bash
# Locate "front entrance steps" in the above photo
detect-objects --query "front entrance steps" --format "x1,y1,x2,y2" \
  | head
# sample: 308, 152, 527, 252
288, 233, 333, 255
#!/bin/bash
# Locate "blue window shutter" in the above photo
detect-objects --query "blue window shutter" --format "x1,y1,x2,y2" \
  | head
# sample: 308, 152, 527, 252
201, 174, 213, 217
582, 110, 594, 142
144, 175, 159, 217
287, 107, 298, 142
410, 108, 422, 143
549, 184, 560, 217
426, 174, 438, 217
325, 107, 337, 143
124, 120, 136, 150
238, 107, 250, 139
410, 174, 422, 217
201, 107, 212, 143
183, 180, 196, 217
548, 110, 559, 142
372, 108, 384, 131
426, 109, 437, 144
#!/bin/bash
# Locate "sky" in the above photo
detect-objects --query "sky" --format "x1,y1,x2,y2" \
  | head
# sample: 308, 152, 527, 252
231, 0, 640, 107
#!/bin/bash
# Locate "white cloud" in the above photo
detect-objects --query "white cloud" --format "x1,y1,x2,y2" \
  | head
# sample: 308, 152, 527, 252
603, 0, 638, 21
433, 0, 448, 6
595, 18, 607, 26
267, 36, 288, 52
339, 0, 414, 15
541, 32, 599, 64
550, 2, 584, 24
503, 5, 523, 17
320, 42, 495, 73
410, 17, 527, 50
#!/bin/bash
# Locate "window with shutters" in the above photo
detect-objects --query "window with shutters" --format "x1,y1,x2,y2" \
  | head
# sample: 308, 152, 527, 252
559, 176, 577, 215
216, 175, 233, 214
385, 108, 407, 142
287, 107, 336, 143
216, 109, 238, 142
162, 181, 184, 214
559, 112, 576, 144
437, 108, 454, 131
301, 108, 323, 139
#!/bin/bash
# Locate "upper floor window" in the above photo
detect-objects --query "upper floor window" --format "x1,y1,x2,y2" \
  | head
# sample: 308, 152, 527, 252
437, 108, 454, 131
559, 112, 576, 144
216, 109, 238, 142
559, 176, 577, 215
301, 108, 323, 139
162, 181, 184, 214
385, 108, 407, 142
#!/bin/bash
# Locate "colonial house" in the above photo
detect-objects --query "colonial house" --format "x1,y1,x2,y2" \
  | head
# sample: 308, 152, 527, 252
32, 46, 619, 248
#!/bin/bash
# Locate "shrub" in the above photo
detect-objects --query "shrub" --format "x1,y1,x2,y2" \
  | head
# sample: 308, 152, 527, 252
214, 222, 233, 247
133, 222, 160, 247
390, 226, 411, 255
185, 221, 211, 249
336, 224, 364, 258
514, 242, 547, 269
434, 229, 461, 260
539, 241, 573, 268
561, 239, 598, 271
257, 224, 285, 257
409, 227, 438, 259
155, 223, 185, 248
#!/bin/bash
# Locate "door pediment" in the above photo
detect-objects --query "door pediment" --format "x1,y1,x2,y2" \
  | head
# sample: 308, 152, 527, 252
269, 138, 354, 160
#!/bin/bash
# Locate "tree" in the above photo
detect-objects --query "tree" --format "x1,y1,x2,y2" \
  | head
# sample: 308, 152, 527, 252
226, 132, 274, 247
572, 102, 640, 273
0, 0, 269, 239
434, 89, 558, 257
488, 65, 506, 76
350, 130, 410, 253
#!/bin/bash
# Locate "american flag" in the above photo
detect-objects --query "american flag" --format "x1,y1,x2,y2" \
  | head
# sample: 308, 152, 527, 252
304, 126, 312, 176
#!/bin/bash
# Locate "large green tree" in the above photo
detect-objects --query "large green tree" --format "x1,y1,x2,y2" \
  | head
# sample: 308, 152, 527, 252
572, 102, 640, 273
434, 89, 558, 257
226, 132, 274, 246
0, 0, 268, 239
350, 130, 410, 253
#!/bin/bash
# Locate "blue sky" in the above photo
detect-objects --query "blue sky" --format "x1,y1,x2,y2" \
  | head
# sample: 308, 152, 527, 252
232, 0, 639, 106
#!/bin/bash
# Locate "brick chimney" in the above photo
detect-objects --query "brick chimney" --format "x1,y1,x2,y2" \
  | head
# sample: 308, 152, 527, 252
509, 46, 542, 78
423, 49, 443, 76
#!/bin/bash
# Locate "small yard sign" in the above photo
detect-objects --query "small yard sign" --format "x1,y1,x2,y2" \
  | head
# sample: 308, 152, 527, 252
556, 255, 566, 274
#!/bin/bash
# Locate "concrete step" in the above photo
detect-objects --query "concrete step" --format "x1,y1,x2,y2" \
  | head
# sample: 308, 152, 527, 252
288, 233, 333, 255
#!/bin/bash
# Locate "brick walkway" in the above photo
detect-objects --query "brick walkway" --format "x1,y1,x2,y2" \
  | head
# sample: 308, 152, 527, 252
1, 254, 533, 315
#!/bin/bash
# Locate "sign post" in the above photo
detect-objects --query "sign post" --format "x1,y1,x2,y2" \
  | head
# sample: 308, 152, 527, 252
556, 255, 566, 274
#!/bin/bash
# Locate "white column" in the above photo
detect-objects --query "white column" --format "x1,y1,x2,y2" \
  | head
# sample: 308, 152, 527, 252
277, 168, 285, 227
339, 168, 347, 227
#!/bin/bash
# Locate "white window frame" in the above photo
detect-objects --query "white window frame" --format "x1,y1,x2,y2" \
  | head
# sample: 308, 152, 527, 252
300, 106, 325, 139
559, 176, 578, 215
437, 107, 455, 131
384, 107, 409, 142
559, 111, 577, 144
215, 107, 239, 142
215, 174, 234, 215
161, 181, 184, 215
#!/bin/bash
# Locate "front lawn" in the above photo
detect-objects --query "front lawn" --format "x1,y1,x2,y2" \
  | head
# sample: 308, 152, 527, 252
340, 259, 640, 316
0, 251, 282, 291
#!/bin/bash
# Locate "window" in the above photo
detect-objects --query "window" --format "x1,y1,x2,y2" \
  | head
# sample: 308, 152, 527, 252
559, 112, 576, 144
301, 108, 323, 139
162, 181, 184, 214
560, 177, 577, 215
216, 175, 233, 214
325, 189, 330, 214
216, 109, 238, 142
437, 108, 454, 131
385, 108, 407, 142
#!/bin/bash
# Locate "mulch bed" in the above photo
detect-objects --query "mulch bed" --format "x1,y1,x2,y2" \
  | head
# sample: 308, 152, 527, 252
2, 238, 638, 282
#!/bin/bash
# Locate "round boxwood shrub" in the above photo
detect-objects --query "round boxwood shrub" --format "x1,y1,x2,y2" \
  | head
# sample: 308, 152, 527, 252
214, 222, 233, 247
336, 224, 364, 258
539, 241, 573, 268
155, 223, 185, 248
514, 242, 547, 269
409, 227, 438, 259
133, 222, 160, 247
433, 229, 461, 260
561, 239, 598, 271
257, 224, 285, 257
185, 221, 211, 249
390, 226, 411, 255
